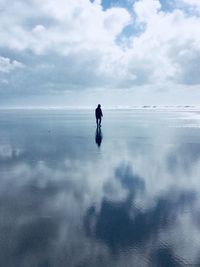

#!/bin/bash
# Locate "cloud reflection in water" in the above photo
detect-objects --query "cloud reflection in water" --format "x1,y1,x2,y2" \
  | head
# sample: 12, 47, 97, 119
0, 110, 200, 266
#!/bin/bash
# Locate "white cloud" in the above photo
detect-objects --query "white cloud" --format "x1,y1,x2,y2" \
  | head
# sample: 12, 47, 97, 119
103, 7, 131, 36
126, 0, 200, 84
134, 0, 161, 22
0, 0, 200, 105
0, 0, 131, 53
182, 0, 200, 5
0, 56, 24, 73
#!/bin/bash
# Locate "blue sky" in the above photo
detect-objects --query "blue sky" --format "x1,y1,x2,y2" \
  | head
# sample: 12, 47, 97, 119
102, 0, 186, 13
101, 0, 133, 10
0, 0, 200, 108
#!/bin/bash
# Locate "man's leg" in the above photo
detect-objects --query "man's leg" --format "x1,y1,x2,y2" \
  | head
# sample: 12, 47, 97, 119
99, 117, 101, 126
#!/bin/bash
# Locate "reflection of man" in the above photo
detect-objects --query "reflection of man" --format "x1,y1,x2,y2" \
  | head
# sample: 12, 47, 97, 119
95, 127, 102, 147
95, 104, 103, 127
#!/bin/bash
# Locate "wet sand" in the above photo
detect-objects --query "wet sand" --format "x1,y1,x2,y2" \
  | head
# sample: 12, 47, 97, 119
0, 109, 200, 266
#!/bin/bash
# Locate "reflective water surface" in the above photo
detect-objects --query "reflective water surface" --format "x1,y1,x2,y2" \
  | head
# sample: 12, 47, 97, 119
1, 109, 200, 267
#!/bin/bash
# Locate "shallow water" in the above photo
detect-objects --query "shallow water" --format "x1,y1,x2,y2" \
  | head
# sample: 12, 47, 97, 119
0, 109, 200, 267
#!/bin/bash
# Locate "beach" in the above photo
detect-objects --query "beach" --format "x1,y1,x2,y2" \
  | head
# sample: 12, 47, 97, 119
0, 108, 200, 266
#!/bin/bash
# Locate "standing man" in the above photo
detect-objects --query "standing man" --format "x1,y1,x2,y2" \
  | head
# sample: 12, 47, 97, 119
95, 104, 103, 127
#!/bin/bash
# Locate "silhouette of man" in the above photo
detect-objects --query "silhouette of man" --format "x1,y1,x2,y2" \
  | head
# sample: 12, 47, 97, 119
95, 104, 103, 127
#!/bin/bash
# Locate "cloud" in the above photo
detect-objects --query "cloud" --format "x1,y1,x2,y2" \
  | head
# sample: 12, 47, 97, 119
134, 0, 161, 22
0, 0, 131, 53
0, 56, 24, 73
1, 112, 200, 265
178, 0, 200, 14
126, 0, 200, 85
0, 0, 200, 106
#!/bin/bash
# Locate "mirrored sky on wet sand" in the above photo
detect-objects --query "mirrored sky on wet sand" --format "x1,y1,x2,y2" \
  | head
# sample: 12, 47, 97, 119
0, 109, 200, 267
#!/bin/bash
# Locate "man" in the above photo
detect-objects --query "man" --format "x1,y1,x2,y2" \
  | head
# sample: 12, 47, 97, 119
95, 104, 103, 127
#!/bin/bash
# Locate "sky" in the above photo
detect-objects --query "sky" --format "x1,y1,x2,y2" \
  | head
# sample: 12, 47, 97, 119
0, 0, 200, 108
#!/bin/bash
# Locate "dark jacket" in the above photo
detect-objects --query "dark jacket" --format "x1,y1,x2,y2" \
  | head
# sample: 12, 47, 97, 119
95, 107, 103, 118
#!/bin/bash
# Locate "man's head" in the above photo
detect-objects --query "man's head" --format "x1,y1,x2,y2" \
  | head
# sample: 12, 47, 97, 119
98, 104, 101, 108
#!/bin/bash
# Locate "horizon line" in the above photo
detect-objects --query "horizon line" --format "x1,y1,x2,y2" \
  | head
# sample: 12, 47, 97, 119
0, 105, 200, 110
